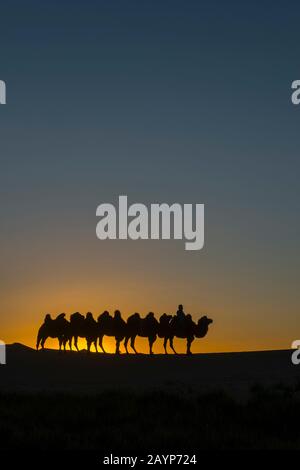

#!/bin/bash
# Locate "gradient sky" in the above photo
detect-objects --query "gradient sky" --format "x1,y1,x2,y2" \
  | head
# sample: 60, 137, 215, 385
1, 0, 299, 353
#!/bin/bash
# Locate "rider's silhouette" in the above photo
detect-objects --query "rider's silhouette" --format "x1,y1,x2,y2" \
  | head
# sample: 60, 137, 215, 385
176, 304, 186, 321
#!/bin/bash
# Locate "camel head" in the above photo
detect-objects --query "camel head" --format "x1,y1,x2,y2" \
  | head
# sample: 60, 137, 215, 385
198, 315, 213, 326
195, 315, 213, 338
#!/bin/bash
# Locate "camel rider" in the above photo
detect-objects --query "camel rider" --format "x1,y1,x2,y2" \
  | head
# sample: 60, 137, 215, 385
170, 304, 185, 330
176, 304, 186, 321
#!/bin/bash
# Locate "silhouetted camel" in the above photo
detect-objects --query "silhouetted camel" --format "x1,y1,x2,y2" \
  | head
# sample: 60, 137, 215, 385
97, 310, 126, 354
84, 312, 99, 352
68, 312, 98, 352
163, 314, 213, 354
124, 312, 159, 354
68, 312, 84, 351
36, 313, 70, 351
157, 313, 173, 353
37, 310, 213, 355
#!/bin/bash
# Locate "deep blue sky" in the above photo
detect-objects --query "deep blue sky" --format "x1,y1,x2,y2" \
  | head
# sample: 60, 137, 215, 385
0, 1, 299, 351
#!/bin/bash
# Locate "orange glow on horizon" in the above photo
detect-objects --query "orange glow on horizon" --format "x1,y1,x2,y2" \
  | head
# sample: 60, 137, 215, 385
1, 266, 296, 355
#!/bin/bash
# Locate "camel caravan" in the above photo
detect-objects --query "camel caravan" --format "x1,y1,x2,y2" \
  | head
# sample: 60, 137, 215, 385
36, 305, 213, 355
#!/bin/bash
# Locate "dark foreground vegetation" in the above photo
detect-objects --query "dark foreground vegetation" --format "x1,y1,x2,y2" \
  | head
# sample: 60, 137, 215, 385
1, 384, 300, 450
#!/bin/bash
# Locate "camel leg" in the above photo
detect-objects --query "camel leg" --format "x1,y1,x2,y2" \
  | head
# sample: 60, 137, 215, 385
163, 337, 168, 354
187, 337, 193, 355
149, 335, 156, 355
170, 337, 177, 355
124, 336, 129, 354
99, 336, 106, 353
130, 335, 138, 354
68, 338, 72, 351
40, 336, 47, 350
94, 340, 98, 353
87, 340, 92, 353
58, 337, 63, 351
115, 339, 121, 354
62, 336, 68, 352
74, 336, 79, 352
36, 333, 42, 350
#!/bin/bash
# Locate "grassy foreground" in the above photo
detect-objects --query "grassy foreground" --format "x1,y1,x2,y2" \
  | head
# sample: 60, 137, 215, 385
0, 385, 300, 450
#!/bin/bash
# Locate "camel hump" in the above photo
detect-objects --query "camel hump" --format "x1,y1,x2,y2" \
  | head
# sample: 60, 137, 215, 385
159, 313, 172, 324
44, 313, 52, 323
56, 313, 66, 321
97, 310, 110, 321
128, 313, 140, 323
71, 311, 81, 320
114, 310, 126, 326
85, 312, 96, 324
145, 312, 158, 327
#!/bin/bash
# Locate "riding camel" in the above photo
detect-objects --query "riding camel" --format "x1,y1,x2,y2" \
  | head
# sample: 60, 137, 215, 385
123, 312, 213, 355
162, 314, 213, 355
